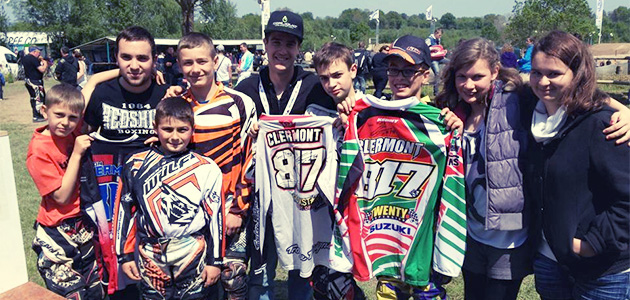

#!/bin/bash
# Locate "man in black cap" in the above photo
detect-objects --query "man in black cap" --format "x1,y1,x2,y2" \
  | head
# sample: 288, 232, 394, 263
234, 9, 330, 300
23, 45, 48, 122
55, 46, 79, 87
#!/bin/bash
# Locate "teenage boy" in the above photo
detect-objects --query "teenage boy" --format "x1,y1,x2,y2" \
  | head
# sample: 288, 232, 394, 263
234, 10, 330, 300
82, 25, 169, 299
340, 34, 462, 300
177, 32, 257, 300
114, 97, 223, 300
310, 42, 367, 300
84, 26, 169, 141
26, 84, 102, 299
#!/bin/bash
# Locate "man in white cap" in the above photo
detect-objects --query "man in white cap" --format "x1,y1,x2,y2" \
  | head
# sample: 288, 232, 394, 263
215, 44, 233, 87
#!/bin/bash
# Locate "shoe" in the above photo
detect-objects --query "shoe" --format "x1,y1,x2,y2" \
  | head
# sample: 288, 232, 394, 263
33, 117, 46, 122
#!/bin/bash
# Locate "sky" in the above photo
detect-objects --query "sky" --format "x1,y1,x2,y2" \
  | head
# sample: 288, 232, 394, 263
234, 0, 630, 18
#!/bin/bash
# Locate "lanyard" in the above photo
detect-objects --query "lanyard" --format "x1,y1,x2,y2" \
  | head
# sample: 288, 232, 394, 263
258, 78, 302, 115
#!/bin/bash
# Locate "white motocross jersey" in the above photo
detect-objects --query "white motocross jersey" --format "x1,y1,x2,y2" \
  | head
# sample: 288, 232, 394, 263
254, 114, 352, 277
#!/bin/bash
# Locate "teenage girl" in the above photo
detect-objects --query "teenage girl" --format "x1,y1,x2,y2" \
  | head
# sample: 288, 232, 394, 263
436, 37, 630, 300
525, 30, 629, 300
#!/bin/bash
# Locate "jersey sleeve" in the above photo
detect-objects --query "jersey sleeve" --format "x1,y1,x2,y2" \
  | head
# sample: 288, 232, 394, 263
203, 163, 224, 266
432, 129, 467, 277
230, 102, 257, 217
113, 156, 138, 264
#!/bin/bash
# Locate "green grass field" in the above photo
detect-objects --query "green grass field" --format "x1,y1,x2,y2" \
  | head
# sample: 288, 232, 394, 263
3, 74, 628, 299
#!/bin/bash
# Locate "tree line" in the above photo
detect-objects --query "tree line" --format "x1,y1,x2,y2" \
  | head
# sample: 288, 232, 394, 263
1, 0, 628, 53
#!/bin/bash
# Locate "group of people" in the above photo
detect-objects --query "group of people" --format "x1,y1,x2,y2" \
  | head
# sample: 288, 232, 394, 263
24, 8, 630, 300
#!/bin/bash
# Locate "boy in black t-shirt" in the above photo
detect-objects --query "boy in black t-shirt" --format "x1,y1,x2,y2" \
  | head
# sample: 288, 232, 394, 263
82, 26, 168, 300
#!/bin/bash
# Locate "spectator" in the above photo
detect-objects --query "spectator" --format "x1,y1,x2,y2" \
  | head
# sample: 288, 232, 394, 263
215, 44, 233, 87
426, 28, 449, 95
500, 43, 519, 69
236, 42, 254, 84
518, 37, 534, 75
23, 45, 49, 122
55, 46, 79, 87
352, 41, 371, 93
371, 45, 389, 99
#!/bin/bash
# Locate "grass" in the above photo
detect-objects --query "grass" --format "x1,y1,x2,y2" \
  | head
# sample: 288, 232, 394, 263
6, 74, 627, 299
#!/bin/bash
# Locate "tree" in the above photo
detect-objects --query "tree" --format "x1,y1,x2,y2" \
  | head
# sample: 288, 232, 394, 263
199, 0, 238, 39
481, 24, 501, 43
440, 12, 457, 29
174, 0, 213, 35
506, 0, 595, 46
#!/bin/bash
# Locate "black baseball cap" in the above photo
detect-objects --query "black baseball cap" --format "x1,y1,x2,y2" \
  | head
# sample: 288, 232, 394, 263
264, 11, 303, 42
385, 35, 431, 67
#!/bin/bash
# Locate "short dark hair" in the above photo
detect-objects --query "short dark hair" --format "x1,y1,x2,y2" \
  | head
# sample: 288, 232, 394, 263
60, 46, 70, 54
240, 42, 247, 48
435, 28, 443, 34
177, 32, 216, 59
116, 26, 156, 56
45, 83, 85, 113
155, 97, 194, 127
313, 42, 354, 71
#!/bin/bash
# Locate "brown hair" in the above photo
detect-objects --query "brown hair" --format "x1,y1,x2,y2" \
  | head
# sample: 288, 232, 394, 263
532, 30, 607, 115
177, 32, 216, 59
501, 43, 514, 54
313, 42, 354, 71
155, 97, 194, 127
435, 38, 522, 109
45, 83, 84, 113
116, 26, 156, 56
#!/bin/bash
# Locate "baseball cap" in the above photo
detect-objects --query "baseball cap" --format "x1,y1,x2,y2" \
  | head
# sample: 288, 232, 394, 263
385, 35, 431, 67
216, 44, 225, 52
30, 45, 43, 52
264, 11, 303, 42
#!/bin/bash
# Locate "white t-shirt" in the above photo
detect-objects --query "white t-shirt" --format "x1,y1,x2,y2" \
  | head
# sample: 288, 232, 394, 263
215, 54, 232, 83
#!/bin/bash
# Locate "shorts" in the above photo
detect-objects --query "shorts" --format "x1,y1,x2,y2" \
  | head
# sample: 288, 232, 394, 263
137, 234, 211, 300
32, 217, 103, 299
462, 235, 532, 280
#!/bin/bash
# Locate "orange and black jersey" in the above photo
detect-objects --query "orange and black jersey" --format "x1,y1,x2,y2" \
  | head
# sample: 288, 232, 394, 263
113, 147, 224, 265
182, 83, 257, 217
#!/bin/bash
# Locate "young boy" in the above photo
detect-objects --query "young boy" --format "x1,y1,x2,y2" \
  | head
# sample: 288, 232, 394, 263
176, 32, 257, 300
26, 83, 102, 299
113, 97, 223, 299
333, 35, 466, 300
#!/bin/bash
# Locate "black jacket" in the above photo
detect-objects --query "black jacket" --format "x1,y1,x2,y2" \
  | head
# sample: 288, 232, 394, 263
525, 107, 630, 280
55, 54, 78, 87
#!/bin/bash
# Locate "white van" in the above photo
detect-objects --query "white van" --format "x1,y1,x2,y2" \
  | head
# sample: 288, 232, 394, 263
0, 46, 19, 78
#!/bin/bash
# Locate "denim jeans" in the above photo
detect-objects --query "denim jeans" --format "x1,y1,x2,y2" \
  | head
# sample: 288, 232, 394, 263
534, 254, 630, 300
429, 59, 449, 96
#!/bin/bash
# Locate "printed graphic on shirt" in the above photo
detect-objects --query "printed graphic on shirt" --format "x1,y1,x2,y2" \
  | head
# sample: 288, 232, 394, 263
334, 95, 466, 286
255, 115, 352, 277
101, 102, 156, 136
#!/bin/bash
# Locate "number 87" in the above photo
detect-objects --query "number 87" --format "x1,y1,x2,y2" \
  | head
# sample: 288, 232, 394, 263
272, 147, 326, 193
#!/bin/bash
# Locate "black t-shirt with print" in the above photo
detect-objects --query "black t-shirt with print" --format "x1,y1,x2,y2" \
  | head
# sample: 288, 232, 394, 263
22, 54, 44, 81
85, 78, 168, 140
